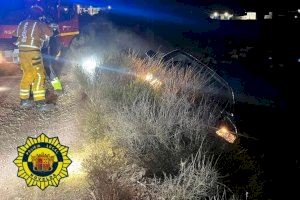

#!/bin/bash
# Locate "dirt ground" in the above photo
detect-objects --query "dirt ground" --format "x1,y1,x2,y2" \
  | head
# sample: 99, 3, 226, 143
0, 66, 92, 199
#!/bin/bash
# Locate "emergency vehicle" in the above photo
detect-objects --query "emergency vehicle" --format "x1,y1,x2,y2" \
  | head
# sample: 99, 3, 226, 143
0, 0, 110, 64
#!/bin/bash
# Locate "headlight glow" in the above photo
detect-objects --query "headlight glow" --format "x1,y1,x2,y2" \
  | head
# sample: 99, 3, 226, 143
216, 126, 237, 143
144, 73, 162, 88
82, 57, 97, 74
145, 73, 154, 82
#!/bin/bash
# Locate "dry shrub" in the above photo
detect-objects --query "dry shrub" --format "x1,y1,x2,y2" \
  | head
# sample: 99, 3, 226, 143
83, 137, 137, 200
152, 149, 227, 200
76, 51, 237, 199
108, 54, 230, 176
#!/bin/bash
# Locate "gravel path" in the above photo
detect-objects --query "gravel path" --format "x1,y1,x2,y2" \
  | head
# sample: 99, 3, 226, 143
0, 70, 91, 200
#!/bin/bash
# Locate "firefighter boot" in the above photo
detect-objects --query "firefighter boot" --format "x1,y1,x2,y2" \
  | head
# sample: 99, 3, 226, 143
20, 99, 34, 108
35, 101, 55, 111
51, 77, 63, 96
51, 77, 63, 91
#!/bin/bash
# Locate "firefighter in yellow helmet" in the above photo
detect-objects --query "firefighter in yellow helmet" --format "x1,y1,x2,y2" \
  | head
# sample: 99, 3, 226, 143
13, 5, 54, 110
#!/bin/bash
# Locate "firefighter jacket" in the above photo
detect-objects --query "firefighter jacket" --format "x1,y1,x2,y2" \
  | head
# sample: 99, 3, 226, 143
13, 20, 53, 50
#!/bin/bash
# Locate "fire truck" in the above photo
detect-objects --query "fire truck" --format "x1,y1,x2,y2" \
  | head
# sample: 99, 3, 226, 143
0, 0, 110, 64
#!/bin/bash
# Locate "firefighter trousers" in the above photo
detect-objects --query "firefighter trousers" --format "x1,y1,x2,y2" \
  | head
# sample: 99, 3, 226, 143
19, 50, 46, 101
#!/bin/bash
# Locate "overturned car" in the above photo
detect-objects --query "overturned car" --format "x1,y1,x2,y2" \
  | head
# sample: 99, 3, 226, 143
145, 49, 237, 143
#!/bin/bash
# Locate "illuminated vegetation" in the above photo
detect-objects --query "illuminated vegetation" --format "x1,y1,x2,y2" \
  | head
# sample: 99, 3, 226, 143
74, 52, 262, 199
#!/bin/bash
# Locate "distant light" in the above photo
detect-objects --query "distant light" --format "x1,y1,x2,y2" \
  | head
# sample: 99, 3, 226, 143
295, 15, 298, 19
245, 12, 257, 20
213, 12, 219, 17
298, 58, 300, 63
298, 9, 300, 13
224, 12, 229, 17
108, 5, 112, 10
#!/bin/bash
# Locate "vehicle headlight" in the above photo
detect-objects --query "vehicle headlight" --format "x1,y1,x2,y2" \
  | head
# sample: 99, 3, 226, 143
216, 126, 237, 143
144, 73, 162, 88
145, 73, 154, 82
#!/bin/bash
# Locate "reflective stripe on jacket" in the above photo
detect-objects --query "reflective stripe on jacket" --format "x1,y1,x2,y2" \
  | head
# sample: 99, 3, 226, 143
13, 20, 53, 50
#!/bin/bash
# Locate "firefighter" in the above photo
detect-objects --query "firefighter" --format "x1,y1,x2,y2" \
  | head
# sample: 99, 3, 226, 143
13, 5, 54, 110
41, 16, 63, 93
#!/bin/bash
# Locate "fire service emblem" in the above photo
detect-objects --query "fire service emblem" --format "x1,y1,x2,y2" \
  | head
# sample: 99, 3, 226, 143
14, 133, 72, 190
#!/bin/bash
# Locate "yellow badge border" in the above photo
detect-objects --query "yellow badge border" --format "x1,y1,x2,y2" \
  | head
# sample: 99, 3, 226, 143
13, 133, 72, 190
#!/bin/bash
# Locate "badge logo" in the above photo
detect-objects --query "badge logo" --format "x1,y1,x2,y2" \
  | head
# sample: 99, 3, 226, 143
14, 133, 72, 190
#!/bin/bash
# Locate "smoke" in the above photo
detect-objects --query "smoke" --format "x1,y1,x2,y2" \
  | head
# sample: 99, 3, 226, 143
66, 18, 165, 66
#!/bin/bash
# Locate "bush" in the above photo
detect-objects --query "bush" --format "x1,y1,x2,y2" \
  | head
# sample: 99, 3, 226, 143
151, 147, 224, 200
75, 52, 252, 199
83, 138, 136, 200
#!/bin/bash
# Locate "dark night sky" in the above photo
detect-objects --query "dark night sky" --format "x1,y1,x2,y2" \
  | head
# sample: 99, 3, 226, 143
1, 0, 300, 18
